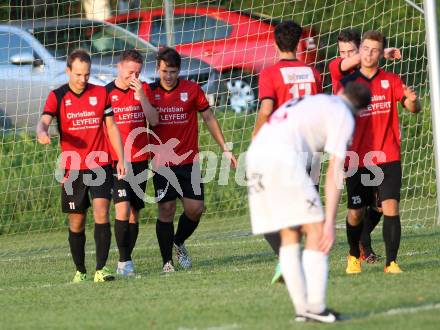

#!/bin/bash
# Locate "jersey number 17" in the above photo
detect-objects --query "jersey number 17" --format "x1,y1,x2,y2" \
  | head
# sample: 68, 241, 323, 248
290, 83, 312, 98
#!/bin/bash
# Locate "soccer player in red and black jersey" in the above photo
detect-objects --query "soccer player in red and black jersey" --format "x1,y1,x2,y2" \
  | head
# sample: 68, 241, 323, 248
330, 29, 401, 94
106, 49, 158, 276
329, 30, 402, 264
341, 30, 421, 274
149, 47, 237, 272
252, 20, 322, 138
252, 20, 322, 284
36, 49, 126, 283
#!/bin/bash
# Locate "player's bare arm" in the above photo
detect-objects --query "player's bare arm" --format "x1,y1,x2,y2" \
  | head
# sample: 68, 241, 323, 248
105, 115, 126, 178
252, 99, 274, 138
130, 78, 159, 126
403, 84, 422, 113
36, 114, 53, 145
201, 109, 237, 168
383, 47, 402, 60
340, 53, 361, 72
319, 155, 345, 254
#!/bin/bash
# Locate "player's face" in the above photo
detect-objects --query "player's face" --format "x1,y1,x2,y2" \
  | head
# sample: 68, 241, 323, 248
66, 59, 90, 93
338, 41, 358, 59
359, 39, 383, 69
157, 61, 180, 90
117, 60, 142, 88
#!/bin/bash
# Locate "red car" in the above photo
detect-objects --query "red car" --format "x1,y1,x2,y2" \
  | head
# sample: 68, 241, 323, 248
108, 7, 321, 112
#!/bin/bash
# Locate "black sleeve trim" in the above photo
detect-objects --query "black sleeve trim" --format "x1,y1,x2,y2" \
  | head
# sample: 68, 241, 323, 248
199, 105, 210, 113
259, 96, 275, 102
42, 111, 55, 117
53, 84, 69, 115
103, 110, 114, 117
105, 81, 115, 94
401, 96, 407, 107
340, 70, 361, 87
149, 81, 160, 91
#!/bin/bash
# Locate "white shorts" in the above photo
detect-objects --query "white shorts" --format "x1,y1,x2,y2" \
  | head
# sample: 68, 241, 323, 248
246, 147, 324, 235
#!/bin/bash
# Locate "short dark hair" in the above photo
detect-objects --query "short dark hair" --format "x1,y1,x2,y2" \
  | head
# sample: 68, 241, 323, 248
120, 49, 144, 64
156, 47, 181, 69
337, 29, 361, 48
362, 30, 387, 49
67, 49, 91, 69
274, 21, 303, 52
343, 82, 371, 110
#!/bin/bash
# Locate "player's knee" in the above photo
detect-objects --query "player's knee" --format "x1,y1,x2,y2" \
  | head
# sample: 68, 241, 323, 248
381, 199, 399, 216
115, 201, 130, 220
69, 222, 85, 233
68, 213, 86, 232
158, 202, 176, 220
93, 206, 109, 223
347, 209, 363, 226
185, 204, 204, 221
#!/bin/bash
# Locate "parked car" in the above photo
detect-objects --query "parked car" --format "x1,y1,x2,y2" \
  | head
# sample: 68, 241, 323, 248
108, 6, 322, 112
0, 19, 221, 129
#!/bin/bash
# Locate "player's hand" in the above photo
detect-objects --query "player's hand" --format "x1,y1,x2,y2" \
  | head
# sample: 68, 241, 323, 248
403, 84, 418, 102
319, 222, 335, 254
37, 131, 51, 145
116, 161, 126, 180
384, 47, 401, 60
224, 151, 238, 169
129, 78, 144, 98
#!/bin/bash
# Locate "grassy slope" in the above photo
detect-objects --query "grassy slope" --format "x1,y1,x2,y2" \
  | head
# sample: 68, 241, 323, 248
1, 218, 440, 329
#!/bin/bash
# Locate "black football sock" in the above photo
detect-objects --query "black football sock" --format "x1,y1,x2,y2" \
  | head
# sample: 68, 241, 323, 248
128, 222, 139, 258
68, 229, 86, 273
383, 215, 401, 266
360, 207, 382, 256
346, 218, 362, 258
174, 213, 199, 246
114, 219, 130, 262
94, 223, 111, 270
264, 232, 281, 256
156, 219, 174, 265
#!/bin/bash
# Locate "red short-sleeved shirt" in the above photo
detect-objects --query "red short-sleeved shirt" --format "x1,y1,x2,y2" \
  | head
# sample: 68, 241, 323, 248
329, 57, 355, 94
106, 81, 152, 163
42, 84, 113, 170
258, 59, 322, 111
149, 79, 209, 167
341, 69, 405, 168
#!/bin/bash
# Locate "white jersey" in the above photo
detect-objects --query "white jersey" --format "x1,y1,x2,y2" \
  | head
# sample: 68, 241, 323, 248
250, 94, 355, 162
246, 94, 355, 234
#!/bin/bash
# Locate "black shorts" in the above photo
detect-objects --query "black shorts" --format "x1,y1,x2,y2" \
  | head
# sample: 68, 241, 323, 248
112, 161, 148, 210
61, 165, 113, 213
153, 163, 204, 203
346, 161, 402, 209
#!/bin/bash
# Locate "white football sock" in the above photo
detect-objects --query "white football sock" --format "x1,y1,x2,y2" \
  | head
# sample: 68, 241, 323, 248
279, 244, 307, 315
302, 249, 328, 314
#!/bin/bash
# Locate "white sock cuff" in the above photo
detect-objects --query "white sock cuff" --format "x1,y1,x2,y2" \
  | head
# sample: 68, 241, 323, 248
280, 243, 301, 255
303, 249, 327, 261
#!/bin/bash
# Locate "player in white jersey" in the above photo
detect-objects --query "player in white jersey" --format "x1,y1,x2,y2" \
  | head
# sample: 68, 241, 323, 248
246, 82, 371, 323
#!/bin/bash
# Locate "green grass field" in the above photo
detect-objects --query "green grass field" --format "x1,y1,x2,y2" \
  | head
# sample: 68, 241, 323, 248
0, 1, 438, 329
1, 215, 440, 330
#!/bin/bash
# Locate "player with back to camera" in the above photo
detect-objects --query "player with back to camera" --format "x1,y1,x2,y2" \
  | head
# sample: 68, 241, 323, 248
252, 20, 323, 284
247, 82, 371, 323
